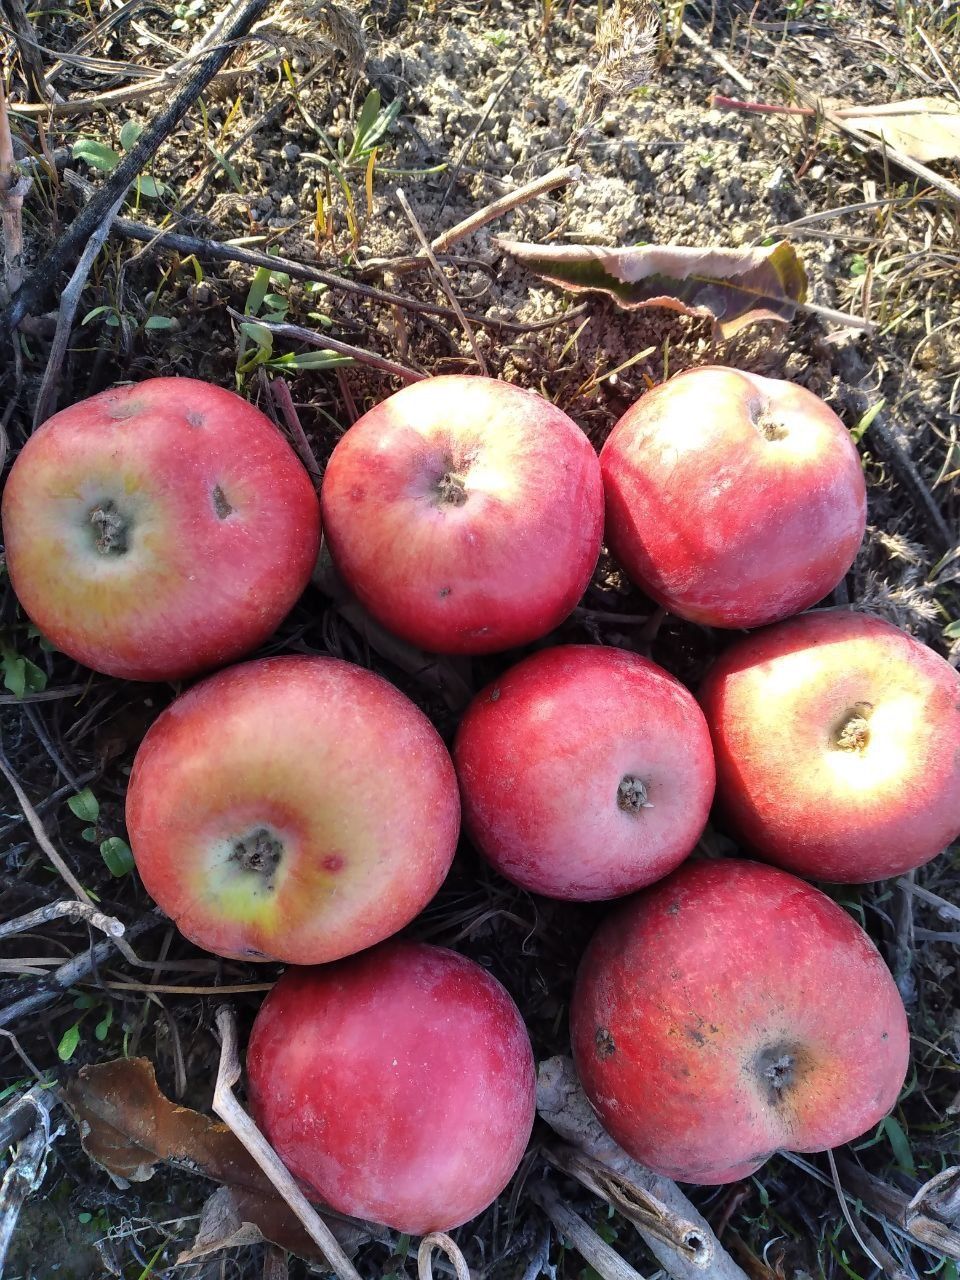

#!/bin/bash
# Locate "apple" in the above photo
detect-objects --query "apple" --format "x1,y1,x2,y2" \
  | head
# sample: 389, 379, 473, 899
454, 645, 715, 899
1, 378, 320, 681
246, 939, 536, 1233
320, 375, 604, 654
571, 858, 909, 1184
599, 366, 866, 629
125, 655, 460, 963
699, 608, 960, 882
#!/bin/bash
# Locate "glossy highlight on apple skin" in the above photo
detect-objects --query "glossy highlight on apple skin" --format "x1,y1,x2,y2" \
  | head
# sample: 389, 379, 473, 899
320, 374, 604, 654
125, 655, 460, 964
454, 645, 716, 900
600, 366, 867, 629
571, 858, 909, 1184
246, 940, 536, 1233
700, 608, 960, 882
1, 378, 320, 681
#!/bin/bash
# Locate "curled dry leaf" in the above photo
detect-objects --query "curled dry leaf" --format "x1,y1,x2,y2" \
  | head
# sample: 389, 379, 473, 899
835, 99, 960, 165
495, 238, 807, 339
64, 1057, 367, 1265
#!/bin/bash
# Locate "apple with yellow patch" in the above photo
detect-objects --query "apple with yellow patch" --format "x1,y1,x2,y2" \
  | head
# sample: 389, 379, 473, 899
571, 858, 909, 1184
125, 656, 460, 963
600, 366, 866, 629
1, 379, 320, 681
700, 609, 960, 881
321, 375, 604, 654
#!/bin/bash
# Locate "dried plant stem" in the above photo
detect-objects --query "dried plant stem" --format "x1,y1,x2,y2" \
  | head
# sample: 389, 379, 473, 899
680, 24, 753, 92
0, 78, 29, 301
0, 916, 159, 1028
269, 378, 323, 487
544, 1143, 710, 1267
537, 1057, 747, 1280
896, 878, 960, 924
231, 309, 426, 384
530, 1182, 647, 1280
428, 165, 581, 256
8, 66, 250, 120
32, 187, 128, 428
0, 899, 127, 944
212, 1006, 363, 1280
0, 747, 92, 905
396, 186, 487, 374
418, 1233, 471, 1280
0, 1087, 57, 1274
2, 0, 274, 332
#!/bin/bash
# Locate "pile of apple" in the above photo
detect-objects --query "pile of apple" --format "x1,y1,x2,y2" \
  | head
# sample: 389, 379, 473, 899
3, 368, 959, 1235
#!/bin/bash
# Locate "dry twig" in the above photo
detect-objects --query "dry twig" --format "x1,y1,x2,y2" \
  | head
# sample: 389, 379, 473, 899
530, 1181, 646, 1280
230, 309, 426, 384
428, 165, 581, 257
2, 0, 274, 333
418, 1233, 471, 1280
0, 1087, 57, 1273
396, 186, 487, 374
212, 1005, 364, 1280
0, 899, 127, 944
0, 746, 93, 905
537, 1057, 747, 1280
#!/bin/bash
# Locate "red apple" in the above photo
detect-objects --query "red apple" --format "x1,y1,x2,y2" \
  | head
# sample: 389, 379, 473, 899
699, 609, 960, 882
246, 940, 536, 1233
454, 645, 715, 899
320, 375, 603, 654
571, 858, 909, 1184
125, 656, 460, 963
599, 366, 866, 629
1, 378, 320, 681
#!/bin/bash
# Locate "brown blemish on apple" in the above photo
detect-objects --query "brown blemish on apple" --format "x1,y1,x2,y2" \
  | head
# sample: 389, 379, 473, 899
618, 774, 653, 815
438, 586, 452, 597
666, 902, 680, 916
436, 468, 468, 506
489, 688, 501, 702
595, 1027, 616, 1058
832, 701, 874, 752
105, 398, 142, 420
753, 1044, 804, 1106
186, 410, 205, 427
212, 485, 233, 519
88, 500, 129, 555
323, 854, 345, 872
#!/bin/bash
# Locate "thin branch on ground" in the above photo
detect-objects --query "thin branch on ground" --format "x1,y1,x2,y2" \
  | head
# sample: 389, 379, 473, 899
0, 1087, 57, 1274
681, 23, 753, 92
0, 77, 29, 302
0, 899, 127, 944
827, 1147, 886, 1271
32, 186, 129, 428
229, 309, 427, 384
212, 1005, 364, 1280
428, 164, 581, 257
530, 1181, 647, 1280
537, 1056, 747, 1280
0, 916, 160, 1028
896, 878, 960, 924
269, 377, 323, 487
1, 0, 274, 333
544, 1142, 711, 1267
396, 186, 487, 374
1, 0, 47, 98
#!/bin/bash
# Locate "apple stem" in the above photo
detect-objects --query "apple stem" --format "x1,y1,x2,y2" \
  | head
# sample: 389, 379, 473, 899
617, 775, 653, 815
436, 472, 468, 506
88, 500, 129, 555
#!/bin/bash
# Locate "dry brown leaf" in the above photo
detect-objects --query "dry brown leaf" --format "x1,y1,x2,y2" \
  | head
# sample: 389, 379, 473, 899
64, 1057, 369, 1266
496, 238, 807, 338
177, 1185, 366, 1266
835, 98, 960, 164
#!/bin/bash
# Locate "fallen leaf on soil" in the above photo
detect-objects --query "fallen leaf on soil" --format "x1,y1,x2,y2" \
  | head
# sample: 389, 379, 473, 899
835, 98, 960, 164
64, 1057, 367, 1264
178, 1185, 367, 1266
495, 238, 807, 338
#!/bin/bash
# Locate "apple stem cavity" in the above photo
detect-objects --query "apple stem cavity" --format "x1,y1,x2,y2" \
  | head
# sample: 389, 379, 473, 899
833, 702, 874, 752
748, 398, 788, 442
436, 471, 469, 507
617, 774, 654, 815
88, 500, 129, 555
229, 827, 283, 884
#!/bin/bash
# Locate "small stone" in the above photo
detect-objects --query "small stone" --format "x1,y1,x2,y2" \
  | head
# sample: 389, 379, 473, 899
281, 142, 301, 163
